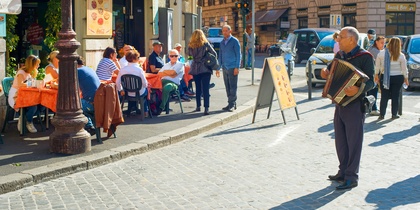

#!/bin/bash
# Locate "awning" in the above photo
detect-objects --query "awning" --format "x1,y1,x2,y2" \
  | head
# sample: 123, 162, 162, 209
254, 9, 287, 26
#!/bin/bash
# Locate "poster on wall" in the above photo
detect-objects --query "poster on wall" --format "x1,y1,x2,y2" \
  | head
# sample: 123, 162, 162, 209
0, 14, 6, 37
87, 0, 112, 36
0, 0, 22, 14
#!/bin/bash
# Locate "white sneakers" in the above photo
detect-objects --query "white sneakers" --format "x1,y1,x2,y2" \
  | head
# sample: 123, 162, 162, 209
17, 116, 38, 133
26, 122, 38, 133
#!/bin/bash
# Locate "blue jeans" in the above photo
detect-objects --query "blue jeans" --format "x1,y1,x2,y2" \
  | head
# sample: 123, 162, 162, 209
25, 105, 44, 123
247, 48, 254, 67
193, 73, 211, 108
81, 99, 94, 129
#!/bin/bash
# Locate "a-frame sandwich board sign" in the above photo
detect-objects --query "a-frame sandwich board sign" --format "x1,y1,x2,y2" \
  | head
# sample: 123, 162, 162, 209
252, 56, 299, 124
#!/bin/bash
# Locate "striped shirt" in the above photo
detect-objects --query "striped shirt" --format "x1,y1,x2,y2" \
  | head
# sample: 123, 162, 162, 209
96, 58, 118, 81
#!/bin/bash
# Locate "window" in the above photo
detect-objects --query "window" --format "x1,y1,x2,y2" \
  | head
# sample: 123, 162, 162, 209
386, 12, 415, 35
198, 0, 203, 6
298, 18, 308, 29
208, 0, 215, 6
343, 14, 356, 27
319, 16, 329, 28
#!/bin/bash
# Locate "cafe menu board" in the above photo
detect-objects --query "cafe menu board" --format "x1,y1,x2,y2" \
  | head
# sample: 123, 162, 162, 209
87, 0, 112, 36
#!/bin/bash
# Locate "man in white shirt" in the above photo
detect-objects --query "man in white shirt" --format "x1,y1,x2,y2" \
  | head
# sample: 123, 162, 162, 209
158, 49, 185, 111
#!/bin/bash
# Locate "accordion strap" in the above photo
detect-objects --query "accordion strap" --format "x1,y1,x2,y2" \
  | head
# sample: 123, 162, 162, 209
338, 49, 372, 61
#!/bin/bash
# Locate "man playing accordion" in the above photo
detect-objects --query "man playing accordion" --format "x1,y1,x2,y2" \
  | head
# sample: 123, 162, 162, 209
320, 26, 375, 190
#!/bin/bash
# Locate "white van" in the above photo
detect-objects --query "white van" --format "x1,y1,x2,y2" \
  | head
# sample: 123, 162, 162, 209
305, 33, 369, 87
206, 27, 223, 53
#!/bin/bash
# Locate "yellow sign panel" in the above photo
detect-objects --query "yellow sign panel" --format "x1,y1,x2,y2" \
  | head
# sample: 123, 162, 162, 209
87, 0, 113, 35
267, 57, 296, 110
386, 3, 416, 12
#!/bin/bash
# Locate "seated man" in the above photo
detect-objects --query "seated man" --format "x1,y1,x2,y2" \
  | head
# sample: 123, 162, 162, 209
77, 56, 101, 136
158, 49, 184, 112
147, 41, 165, 74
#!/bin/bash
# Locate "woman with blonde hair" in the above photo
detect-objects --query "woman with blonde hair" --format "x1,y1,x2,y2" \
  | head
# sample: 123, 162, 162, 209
375, 37, 409, 120
8, 55, 43, 133
188, 29, 220, 115
45, 51, 59, 82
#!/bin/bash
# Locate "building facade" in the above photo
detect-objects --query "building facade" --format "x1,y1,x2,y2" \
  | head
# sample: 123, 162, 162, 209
201, 0, 420, 49
0, 0, 200, 124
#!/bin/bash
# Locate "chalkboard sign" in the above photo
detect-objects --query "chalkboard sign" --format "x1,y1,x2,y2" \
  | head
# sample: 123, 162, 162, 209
252, 57, 299, 124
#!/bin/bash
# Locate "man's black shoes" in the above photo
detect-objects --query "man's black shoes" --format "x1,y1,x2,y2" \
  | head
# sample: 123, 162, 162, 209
336, 180, 358, 190
328, 174, 344, 182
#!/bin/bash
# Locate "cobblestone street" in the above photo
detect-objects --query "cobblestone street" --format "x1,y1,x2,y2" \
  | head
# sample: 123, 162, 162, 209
1, 88, 419, 209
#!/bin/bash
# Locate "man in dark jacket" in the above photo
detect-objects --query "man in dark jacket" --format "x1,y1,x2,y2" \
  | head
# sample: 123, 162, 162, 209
321, 26, 374, 190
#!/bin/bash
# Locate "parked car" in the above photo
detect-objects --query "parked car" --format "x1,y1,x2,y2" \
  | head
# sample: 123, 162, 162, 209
386, 35, 407, 47
205, 27, 223, 53
267, 39, 287, 57
402, 34, 420, 90
294, 28, 338, 63
305, 33, 369, 87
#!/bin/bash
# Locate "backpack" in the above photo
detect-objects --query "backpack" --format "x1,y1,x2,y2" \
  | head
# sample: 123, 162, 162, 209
149, 89, 162, 116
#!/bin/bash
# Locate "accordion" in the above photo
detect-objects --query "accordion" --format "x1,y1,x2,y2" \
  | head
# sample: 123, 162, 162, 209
322, 58, 369, 106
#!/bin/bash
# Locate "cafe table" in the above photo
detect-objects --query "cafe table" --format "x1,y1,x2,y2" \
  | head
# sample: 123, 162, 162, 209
14, 87, 58, 135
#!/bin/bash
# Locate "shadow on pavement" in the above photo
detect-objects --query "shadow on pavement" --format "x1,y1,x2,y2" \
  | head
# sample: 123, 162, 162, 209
269, 183, 345, 209
368, 124, 420, 147
365, 175, 420, 209
204, 122, 281, 138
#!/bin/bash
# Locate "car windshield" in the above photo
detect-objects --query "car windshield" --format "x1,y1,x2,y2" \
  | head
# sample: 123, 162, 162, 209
318, 32, 335, 40
316, 37, 334, 53
208, 29, 223, 37
409, 39, 420, 54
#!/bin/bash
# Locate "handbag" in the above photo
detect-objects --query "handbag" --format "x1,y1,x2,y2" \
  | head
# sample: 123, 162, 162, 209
204, 45, 220, 70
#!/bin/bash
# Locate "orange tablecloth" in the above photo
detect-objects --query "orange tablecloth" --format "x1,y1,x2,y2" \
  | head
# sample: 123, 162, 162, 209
145, 73, 162, 89
15, 87, 58, 112
184, 65, 193, 84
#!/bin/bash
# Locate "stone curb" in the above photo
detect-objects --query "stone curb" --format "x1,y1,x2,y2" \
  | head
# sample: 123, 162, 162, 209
0, 99, 256, 195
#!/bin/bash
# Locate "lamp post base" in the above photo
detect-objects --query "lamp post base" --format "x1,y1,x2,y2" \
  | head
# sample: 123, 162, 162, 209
49, 113, 91, 154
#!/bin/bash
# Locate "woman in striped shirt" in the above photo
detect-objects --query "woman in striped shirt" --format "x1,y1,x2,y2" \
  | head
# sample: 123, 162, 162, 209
96, 47, 121, 81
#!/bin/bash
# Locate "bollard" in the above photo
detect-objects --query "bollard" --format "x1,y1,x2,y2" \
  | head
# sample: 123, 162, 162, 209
308, 60, 315, 100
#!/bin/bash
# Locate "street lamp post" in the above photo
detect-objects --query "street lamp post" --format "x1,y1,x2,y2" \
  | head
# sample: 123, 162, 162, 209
49, 0, 91, 154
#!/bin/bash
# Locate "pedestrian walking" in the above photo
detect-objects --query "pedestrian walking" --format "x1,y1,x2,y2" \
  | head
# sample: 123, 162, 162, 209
244, 26, 255, 69
367, 36, 386, 116
375, 37, 409, 120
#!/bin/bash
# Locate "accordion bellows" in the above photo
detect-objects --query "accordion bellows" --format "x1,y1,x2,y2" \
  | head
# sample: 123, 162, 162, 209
322, 58, 369, 106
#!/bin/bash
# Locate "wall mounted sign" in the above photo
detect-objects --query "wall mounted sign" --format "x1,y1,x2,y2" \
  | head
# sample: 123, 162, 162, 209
87, 0, 112, 35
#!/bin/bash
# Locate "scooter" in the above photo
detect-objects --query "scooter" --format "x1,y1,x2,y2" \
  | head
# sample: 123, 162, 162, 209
280, 33, 297, 76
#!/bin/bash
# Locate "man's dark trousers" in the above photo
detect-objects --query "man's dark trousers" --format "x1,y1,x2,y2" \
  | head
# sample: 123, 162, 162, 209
222, 67, 238, 107
334, 101, 365, 182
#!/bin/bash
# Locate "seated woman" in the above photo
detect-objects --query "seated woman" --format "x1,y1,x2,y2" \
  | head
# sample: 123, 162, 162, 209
45, 51, 59, 85
96, 47, 121, 81
115, 50, 148, 116
8, 55, 43, 133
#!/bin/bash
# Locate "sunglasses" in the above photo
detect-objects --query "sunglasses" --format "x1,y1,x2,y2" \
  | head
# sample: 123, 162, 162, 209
169, 55, 179, 58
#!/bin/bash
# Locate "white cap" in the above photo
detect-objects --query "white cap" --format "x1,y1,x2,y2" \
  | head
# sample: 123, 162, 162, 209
174, 43, 182, 48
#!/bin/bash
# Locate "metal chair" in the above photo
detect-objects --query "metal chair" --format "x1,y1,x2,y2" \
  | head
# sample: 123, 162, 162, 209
165, 88, 184, 114
120, 74, 151, 120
